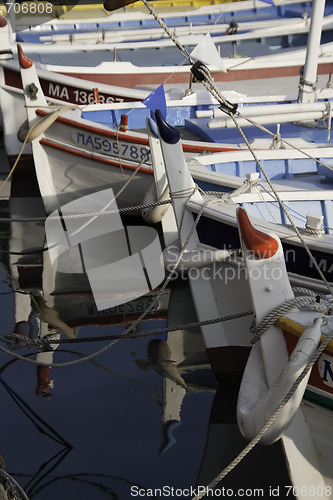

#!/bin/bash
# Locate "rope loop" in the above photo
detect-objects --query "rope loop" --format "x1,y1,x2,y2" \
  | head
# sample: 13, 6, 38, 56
190, 61, 209, 82
304, 225, 325, 235
250, 294, 333, 344
298, 74, 318, 93
170, 186, 198, 199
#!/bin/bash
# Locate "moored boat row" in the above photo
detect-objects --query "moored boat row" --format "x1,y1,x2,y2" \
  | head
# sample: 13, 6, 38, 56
0, 1, 333, 498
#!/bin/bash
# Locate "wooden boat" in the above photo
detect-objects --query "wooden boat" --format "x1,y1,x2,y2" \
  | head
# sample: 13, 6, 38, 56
0, 50, 150, 168
3, 46, 246, 209
14, 44, 333, 215
22, 96, 333, 221
13, 16, 311, 45
5, 30, 333, 88
2, 41, 333, 172
4, 0, 293, 30
6, 0, 327, 42
151, 109, 333, 496
1, 0, 332, 169
15, 75, 237, 215
9, 1, 333, 291
155, 103, 333, 294
1, 0, 333, 87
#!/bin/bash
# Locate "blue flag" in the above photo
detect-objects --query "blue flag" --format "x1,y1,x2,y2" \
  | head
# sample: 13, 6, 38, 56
142, 84, 167, 119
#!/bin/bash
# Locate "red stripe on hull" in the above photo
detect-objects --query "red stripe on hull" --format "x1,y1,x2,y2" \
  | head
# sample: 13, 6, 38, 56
35, 109, 238, 154
3, 66, 142, 105
39, 138, 154, 175
5, 61, 333, 96
61, 62, 333, 87
36, 108, 150, 146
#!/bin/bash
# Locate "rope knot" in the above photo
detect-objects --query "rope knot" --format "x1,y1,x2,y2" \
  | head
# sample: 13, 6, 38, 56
219, 101, 238, 116
170, 186, 197, 200
298, 74, 318, 93
190, 60, 210, 82
5, 333, 31, 350
27, 82, 38, 100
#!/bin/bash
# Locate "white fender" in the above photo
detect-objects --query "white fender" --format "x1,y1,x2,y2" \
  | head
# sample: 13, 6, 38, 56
17, 109, 62, 142
142, 179, 170, 224
237, 317, 322, 445
236, 208, 322, 444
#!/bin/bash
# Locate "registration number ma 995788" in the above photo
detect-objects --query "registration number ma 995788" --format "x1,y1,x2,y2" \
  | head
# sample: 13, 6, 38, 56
73, 131, 151, 164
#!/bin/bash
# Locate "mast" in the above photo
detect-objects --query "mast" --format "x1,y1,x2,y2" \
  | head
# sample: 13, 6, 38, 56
298, 0, 326, 103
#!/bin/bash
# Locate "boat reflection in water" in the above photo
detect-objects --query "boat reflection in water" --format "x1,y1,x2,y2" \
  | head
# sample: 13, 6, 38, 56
6, 168, 171, 398
0, 170, 293, 499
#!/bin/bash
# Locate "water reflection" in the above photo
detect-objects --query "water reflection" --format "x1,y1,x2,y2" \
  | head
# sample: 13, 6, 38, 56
0, 167, 294, 499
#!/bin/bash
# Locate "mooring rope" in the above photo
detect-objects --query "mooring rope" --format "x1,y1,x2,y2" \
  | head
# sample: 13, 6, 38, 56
3, 310, 254, 349
0, 198, 172, 223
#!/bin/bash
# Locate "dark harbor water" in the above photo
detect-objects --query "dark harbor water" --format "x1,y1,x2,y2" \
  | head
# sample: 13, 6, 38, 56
0, 131, 295, 500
